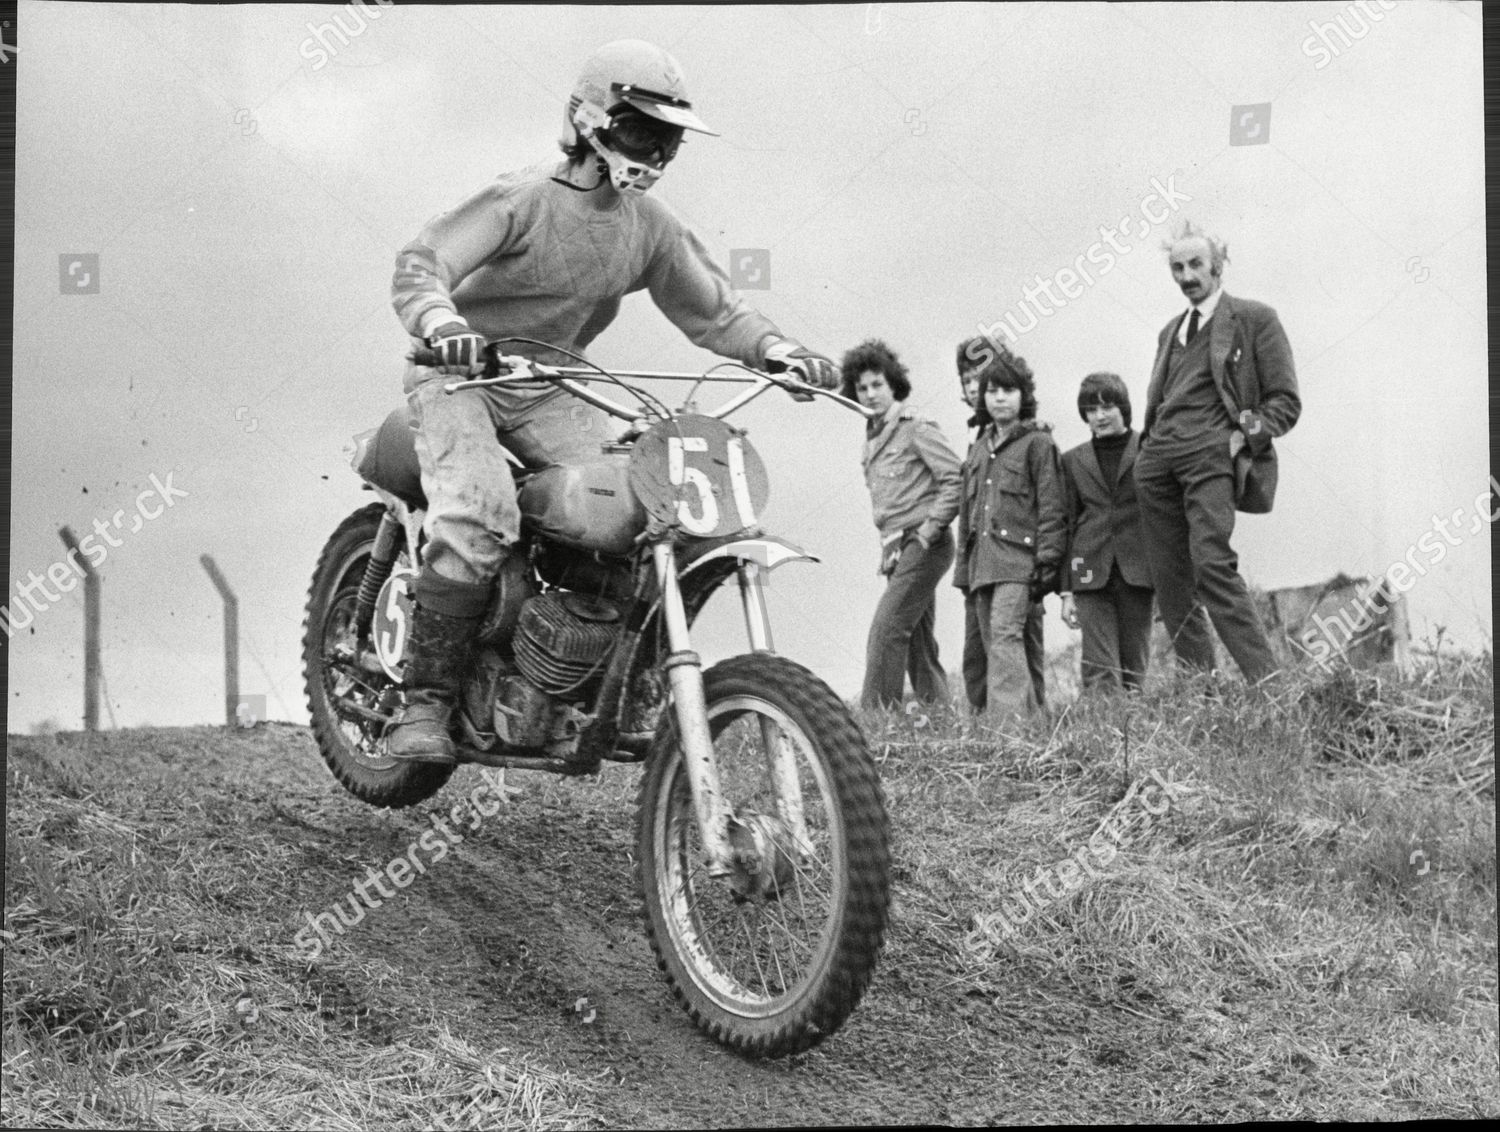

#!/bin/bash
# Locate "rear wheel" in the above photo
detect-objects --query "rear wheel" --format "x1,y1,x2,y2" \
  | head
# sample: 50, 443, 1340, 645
636, 653, 891, 1057
302, 503, 452, 807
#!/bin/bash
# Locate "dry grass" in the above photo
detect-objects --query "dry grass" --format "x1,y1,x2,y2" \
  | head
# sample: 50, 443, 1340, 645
857, 648, 1497, 1119
3, 649, 1495, 1124
2, 727, 600, 1131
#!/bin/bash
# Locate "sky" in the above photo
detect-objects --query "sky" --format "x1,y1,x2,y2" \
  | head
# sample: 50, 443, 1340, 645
4, 0, 1490, 730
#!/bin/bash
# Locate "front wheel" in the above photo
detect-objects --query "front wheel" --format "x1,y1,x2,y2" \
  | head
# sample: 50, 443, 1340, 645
636, 654, 891, 1058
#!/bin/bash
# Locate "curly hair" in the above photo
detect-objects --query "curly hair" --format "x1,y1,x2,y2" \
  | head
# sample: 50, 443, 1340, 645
968, 345, 1038, 426
1076, 371, 1132, 429
838, 338, 912, 402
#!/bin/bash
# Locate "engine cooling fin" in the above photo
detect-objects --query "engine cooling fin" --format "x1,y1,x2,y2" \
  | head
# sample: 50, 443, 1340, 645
513, 593, 621, 696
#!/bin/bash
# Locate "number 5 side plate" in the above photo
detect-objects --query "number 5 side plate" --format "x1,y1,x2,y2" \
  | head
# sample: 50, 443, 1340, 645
628, 415, 770, 539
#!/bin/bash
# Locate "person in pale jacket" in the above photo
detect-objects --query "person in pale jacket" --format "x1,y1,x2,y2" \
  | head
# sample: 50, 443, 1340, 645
842, 339, 962, 711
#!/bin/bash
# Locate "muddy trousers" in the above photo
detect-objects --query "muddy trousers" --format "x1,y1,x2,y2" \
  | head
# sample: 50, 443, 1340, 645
1133, 438, 1277, 682
406, 372, 611, 585
860, 529, 954, 710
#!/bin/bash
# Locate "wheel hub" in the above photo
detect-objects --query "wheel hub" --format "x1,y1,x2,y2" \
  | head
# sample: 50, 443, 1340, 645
726, 812, 799, 901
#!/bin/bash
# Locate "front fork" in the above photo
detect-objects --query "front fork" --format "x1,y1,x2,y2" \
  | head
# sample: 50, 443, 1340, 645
653, 544, 812, 879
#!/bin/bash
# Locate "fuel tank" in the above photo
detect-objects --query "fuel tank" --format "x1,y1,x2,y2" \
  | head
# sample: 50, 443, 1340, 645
517, 453, 648, 555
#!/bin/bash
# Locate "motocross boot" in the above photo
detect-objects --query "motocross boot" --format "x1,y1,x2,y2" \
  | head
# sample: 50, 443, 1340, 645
386, 568, 490, 766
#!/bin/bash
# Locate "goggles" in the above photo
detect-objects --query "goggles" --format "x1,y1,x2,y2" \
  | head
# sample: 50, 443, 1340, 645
600, 107, 683, 165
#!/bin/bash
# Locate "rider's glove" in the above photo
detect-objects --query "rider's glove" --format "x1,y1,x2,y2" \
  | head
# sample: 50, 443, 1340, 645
763, 338, 839, 393
425, 320, 488, 376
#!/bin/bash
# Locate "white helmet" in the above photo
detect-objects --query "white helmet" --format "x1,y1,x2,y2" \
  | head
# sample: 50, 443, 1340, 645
563, 39, 718, 193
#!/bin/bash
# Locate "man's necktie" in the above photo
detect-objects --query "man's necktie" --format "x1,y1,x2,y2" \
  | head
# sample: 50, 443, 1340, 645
1184, 308, 1200, 344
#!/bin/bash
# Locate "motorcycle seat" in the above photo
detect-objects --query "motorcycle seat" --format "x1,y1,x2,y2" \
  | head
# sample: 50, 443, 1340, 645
356, 404, 427, 508
355, 404, 538, 512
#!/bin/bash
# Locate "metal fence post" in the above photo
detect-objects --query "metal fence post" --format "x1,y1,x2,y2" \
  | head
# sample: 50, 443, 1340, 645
58, 526, 101, 731
200, 555, 239, 727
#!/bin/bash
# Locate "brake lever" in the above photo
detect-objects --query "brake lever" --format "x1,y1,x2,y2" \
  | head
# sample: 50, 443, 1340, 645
773, 375, 875, 417
442, 351, 540, 393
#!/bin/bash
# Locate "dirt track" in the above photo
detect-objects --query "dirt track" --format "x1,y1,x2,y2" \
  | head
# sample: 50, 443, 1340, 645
247, 725, 1151, 1127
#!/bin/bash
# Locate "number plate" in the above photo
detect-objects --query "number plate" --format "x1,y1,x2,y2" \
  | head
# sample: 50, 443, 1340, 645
628, 415, 769, 539
371, 564, 417, 682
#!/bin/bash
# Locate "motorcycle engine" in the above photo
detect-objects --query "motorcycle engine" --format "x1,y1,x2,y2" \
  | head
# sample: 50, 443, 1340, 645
485, 591, 623, 754
514, 592, 622, 696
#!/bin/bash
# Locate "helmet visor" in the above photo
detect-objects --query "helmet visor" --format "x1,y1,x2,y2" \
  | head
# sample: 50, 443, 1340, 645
612, 82, 719, 136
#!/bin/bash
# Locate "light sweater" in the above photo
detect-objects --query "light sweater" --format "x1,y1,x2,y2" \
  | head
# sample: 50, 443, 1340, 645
392, 160, 781, 369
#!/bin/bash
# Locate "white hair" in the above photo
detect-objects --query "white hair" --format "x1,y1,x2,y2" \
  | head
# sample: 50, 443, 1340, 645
1162, 220, 1229, 273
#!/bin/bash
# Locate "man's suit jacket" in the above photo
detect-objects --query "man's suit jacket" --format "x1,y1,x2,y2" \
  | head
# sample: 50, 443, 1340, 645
1060, 432, 1153, 593
1141, 291, 1300, 454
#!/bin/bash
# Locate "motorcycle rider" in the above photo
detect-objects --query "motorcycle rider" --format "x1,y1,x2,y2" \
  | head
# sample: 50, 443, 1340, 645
386, 39, 838, 765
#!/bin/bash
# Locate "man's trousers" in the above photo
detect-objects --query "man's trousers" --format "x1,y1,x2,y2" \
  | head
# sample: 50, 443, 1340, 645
1133, 438, 1277, 682
970, 581, 1040, 719
861, 529, 954, 710
1074, 569, 1154, 693
963, 596, 1045, 711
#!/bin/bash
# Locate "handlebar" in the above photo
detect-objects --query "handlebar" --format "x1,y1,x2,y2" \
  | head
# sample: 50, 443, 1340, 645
407, 343, 873, 422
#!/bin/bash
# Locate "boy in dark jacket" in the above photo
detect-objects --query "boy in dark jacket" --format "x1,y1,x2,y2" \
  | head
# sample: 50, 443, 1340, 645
956, 340, 1047, 713
1059, 373, 1155, 692
954, 345, 1065, 720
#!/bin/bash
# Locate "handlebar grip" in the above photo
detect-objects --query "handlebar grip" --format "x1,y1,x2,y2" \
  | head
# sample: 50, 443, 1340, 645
408, 343, 503, 379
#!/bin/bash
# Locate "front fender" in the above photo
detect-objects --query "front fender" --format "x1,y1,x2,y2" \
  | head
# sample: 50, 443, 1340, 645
679, 535, 821, 579
606, 535, 819, 756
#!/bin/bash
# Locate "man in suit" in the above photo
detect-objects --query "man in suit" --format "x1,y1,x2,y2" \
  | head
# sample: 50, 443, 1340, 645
1060, 373, 1154, 692
1134, 221, 1301, 683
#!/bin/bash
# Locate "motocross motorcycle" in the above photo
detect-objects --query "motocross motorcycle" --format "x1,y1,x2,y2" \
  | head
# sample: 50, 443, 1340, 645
301, 342, 891, 1057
